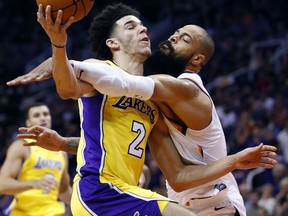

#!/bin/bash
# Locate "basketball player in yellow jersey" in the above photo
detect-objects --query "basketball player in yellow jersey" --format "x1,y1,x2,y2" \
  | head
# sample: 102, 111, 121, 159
30, 3, 197, 216
0, 103, 72, 216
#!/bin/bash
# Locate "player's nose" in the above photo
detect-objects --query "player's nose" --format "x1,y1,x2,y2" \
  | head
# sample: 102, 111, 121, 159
168, 34, 179, 43
139, 25, 148, 34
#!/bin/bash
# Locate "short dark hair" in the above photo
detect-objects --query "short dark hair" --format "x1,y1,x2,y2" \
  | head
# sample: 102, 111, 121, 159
89, 3, 140, 60
24, 102, 48, 119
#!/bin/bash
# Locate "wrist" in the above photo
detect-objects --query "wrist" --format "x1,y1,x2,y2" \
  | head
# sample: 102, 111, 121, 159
229, 154, 239, 169
25, 180, 36, 190
51, 41, 66, 48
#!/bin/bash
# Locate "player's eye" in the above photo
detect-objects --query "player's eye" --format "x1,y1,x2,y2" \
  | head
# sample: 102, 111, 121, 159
34, 114, 40, 118
125, 24, 135, 30
183, 36, 190, 43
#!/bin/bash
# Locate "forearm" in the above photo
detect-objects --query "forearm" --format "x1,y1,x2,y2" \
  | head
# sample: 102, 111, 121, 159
58, 188, 72, 204
52, 47, 79, 99
149, 117, 236, 192
72, 61, 154, 100
0, 177, 34, 195
62, 137, 79, 154
172, 155, 237, 191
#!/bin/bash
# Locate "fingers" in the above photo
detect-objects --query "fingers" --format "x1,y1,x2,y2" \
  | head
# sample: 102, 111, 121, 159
37, 4, 55, 32
36, 71, 51, 80
18, 133, 37, 140
6, 68, 50, 86
19, 76, 36, 84
260, 157, 278, 165
19, 125, 43, 133
62, 16, 75, 31
41, 176, 59, 194
23, 142, 37, 147
19, 127, 29, 132
261, 151, 277, 158
262, 145, 277, 151
7, 74, 37, 86
45, 5, 65, 28
43, 175, 59, 187
18, 127, 38, 145
8, 76, 36, 86
248, 157, 278, 169
258, 163, 275, 169
45, 5, 54, 25
258, 158, 278, 169
18, 126, 45, 142
55, 9, 64, 27
27, 125, 44, 134
6, 75, 26, 86
37, 4, 46, 27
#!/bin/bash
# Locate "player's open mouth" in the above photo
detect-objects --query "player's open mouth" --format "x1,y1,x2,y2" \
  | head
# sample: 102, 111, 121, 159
140, 37, 149, 43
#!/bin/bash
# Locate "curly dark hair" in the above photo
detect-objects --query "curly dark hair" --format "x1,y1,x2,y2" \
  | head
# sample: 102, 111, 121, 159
89, 3, 140, 60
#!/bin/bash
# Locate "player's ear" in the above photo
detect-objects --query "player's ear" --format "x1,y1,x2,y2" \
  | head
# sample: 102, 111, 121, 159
106, 38, 119, 49
191, 53, 205, 66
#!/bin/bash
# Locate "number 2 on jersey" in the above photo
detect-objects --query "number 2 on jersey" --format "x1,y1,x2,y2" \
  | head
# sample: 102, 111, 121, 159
128, 121, 145, 158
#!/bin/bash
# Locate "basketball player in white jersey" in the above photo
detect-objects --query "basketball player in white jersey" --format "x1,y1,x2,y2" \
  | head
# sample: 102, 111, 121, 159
7, 6, 277, 216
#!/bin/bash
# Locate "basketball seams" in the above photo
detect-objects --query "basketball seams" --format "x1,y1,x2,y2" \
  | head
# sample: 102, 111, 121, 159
50, 0, 80, 14
37, 0, 94, 23
79, 0, 87, 15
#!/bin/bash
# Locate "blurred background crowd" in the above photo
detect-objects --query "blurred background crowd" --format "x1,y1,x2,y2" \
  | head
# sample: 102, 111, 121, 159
1, 0, 288, 215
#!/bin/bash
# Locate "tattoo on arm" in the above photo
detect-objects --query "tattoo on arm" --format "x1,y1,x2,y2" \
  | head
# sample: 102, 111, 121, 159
66, 137, 79, 154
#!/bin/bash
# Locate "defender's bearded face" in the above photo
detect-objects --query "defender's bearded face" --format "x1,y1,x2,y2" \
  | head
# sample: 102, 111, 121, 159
144, 40, 189, 77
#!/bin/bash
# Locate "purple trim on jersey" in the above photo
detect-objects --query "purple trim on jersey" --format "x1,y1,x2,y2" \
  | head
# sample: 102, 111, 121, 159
77, 95, 163, 215
78, 95, 106, 177
165, 116, 188, 135
78, 176, 162, 216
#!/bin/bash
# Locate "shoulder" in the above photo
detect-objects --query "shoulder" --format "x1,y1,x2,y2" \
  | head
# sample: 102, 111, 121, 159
8, 139, 27, 150
6, 139, 30, 159
178, 72, 203, 85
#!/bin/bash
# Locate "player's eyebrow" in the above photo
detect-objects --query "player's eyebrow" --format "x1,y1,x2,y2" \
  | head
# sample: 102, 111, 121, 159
175, 29, 193, 39
124, 20, 143, 27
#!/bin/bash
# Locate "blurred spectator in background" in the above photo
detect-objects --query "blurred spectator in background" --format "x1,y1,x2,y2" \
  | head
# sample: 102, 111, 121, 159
274, 177, 288, 216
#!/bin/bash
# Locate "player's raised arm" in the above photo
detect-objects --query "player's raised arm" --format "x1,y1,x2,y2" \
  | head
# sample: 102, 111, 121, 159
37, 4, 94, 99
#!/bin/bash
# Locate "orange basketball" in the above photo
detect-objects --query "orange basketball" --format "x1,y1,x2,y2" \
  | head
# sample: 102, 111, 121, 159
36, 0, 95, 23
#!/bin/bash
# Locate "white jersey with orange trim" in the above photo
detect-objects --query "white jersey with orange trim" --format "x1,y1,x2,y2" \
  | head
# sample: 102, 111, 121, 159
164, 72, 246, 216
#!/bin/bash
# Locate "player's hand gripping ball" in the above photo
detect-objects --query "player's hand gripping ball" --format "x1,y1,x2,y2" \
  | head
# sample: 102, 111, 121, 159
36, 0, 95, 23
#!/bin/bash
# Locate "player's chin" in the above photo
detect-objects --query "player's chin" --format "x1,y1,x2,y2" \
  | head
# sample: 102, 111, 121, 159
141, 47, 152, 57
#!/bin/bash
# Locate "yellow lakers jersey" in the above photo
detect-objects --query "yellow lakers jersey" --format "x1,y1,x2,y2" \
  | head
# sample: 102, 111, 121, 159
11, 140, 66, 216
75, 60, 158, 187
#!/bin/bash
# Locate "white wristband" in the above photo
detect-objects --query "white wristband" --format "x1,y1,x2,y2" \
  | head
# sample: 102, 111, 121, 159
71, 60, 155, 100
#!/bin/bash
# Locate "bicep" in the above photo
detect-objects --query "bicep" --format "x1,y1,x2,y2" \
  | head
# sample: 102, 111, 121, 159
0, 142, 26, 179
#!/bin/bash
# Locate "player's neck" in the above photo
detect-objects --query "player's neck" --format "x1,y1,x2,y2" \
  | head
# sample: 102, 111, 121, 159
113, 55, 145, 76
